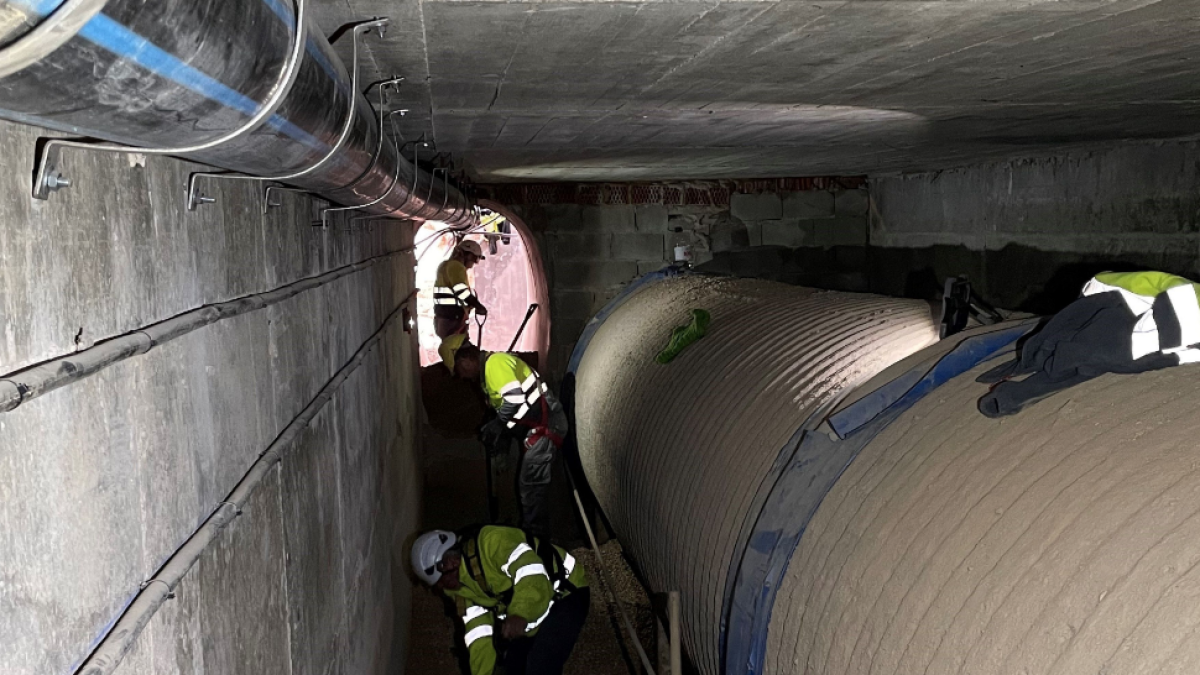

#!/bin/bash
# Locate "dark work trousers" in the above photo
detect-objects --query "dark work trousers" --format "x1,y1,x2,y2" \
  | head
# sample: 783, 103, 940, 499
502, 588, 591, 675
518, 404, 569, 537
977, 292, 1177, 417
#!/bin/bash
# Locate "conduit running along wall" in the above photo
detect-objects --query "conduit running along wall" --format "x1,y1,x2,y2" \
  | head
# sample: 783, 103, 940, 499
0, 0, 472, 224
572, 275, 941, 674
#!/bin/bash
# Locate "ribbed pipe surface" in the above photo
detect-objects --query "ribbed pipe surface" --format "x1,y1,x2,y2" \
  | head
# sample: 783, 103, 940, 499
574, 275, 940, 674
768, 348, 1200, 675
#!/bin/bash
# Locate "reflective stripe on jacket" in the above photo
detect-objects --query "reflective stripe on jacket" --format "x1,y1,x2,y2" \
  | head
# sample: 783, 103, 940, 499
435, 259, 476, 307
446, 526, 588, 675
482, 353, 550, 429
1082, 271, 1200, 363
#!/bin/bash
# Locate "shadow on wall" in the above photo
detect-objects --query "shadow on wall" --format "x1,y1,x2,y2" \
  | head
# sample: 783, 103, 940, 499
702, 242, 1199, 315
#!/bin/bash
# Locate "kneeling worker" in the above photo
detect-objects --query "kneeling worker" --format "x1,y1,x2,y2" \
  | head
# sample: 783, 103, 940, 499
411, 525, 590, 675
440, 334, 567, 535
434, 240, 488, 338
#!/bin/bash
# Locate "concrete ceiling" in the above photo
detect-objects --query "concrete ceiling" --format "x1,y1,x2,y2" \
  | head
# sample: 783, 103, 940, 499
312, 0, 1200, 182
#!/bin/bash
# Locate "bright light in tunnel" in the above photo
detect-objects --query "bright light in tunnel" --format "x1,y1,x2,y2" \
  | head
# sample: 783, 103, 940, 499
415, 213, 538, 367
487, 105, 929, 180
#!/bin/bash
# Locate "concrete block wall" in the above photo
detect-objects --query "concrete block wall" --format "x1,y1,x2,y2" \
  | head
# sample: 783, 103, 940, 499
0, 119, 422, 675
507, 185, 869, 379
869, 141, 1200, 312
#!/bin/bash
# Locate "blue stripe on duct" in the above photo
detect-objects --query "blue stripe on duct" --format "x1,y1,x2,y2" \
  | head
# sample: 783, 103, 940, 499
10, 0, 327, 152
721, 322, 1035, 675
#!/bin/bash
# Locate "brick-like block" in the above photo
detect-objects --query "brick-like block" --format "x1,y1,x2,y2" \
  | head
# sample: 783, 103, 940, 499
534, 204, 582, 232
611, 233, 666, 261
555, 260, 639, 289
815, 216, 868, 247
760, 220, 809, 247
834, 189, 870, 217
581, 205, 636, 232
552, 289, 594, 319
782, 191, 835, 219
550, 232, 610, 260
590, 286, 623, 316
634, 205, 668, 232
744, 221, 764, 246
730, 193, 783, 221
710, 214, 750, 253
637, 260, 667, 276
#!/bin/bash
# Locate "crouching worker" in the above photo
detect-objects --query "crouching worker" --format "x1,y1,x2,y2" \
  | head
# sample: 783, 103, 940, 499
411, 526, 590, 675
440, 334, 568, 535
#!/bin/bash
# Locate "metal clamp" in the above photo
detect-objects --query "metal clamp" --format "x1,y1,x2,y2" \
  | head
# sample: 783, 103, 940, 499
0, 0, 109, 80
185, 16, 390, 210
32, 0, 310, 200
312, 75, 403, 207
320, 109, 408, 226
261, 185, 315, 215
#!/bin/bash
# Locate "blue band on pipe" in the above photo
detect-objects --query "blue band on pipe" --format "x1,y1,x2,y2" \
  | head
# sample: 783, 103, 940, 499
258, 0, 345, 87
721, 322, 1035, 674
11, 0, 327, 152
565, 264, 688, 376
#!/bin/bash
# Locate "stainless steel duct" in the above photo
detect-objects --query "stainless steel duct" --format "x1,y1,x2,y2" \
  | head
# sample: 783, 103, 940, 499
0, 0, 473, 225
571, 273, 941, 674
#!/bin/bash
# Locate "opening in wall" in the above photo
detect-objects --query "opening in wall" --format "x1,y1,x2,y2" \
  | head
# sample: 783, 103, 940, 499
415, 207, 549, 367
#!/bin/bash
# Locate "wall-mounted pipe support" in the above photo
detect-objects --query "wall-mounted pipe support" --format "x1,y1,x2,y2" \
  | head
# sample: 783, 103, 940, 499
0, 0, 472, 224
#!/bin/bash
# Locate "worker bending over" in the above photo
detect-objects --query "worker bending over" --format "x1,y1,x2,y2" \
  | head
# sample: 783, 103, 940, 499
411, 525, 589, 675
434, 240, 488, 338
440, 334, 567, 535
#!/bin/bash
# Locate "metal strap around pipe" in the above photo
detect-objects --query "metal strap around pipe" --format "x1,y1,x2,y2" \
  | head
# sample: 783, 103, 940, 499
73, 292, 414, 675
31, 0, 310, 200
0, 0, 110, 79
183, 18, 389, 210
0, 247, 412, 414
320, 107, 407, 224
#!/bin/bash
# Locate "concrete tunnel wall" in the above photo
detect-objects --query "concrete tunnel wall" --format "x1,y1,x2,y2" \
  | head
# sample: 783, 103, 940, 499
0, 118, 422, 675
575, 267, 1200, 675
573, 274, 942, 674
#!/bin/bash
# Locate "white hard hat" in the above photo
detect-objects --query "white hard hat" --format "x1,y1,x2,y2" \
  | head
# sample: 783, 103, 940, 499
411, 529, 457, 585
456, 239, 485, 260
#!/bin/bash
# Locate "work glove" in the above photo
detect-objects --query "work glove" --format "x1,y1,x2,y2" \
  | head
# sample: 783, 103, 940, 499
479, 417, 506, 447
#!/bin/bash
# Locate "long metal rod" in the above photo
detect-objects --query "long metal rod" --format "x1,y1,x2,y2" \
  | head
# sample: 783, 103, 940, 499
0, 246, 412, 413
507, 303, 540, 352
73, 294, 413, 675
565, 468, 657, 675
669, 591, 681, 675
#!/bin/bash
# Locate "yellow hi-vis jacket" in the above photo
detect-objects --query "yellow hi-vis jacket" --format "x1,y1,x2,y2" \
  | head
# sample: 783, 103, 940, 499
1082, 271, 1200, 362
445, 526, 589, 675
482, 353, 550, 430
435, 259, 477, 310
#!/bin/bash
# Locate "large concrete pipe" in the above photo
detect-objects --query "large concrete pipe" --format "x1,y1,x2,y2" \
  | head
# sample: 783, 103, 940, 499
571, 273, 942, 674
0, 0, 473, 224
764, 326, 1200, 675
575, 273, 1200, 675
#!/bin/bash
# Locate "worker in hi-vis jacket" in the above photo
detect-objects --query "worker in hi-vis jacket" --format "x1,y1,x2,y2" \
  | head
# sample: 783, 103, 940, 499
434, 239, 488, 338
439, 334, 567, 536
411, 525, 590, 675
